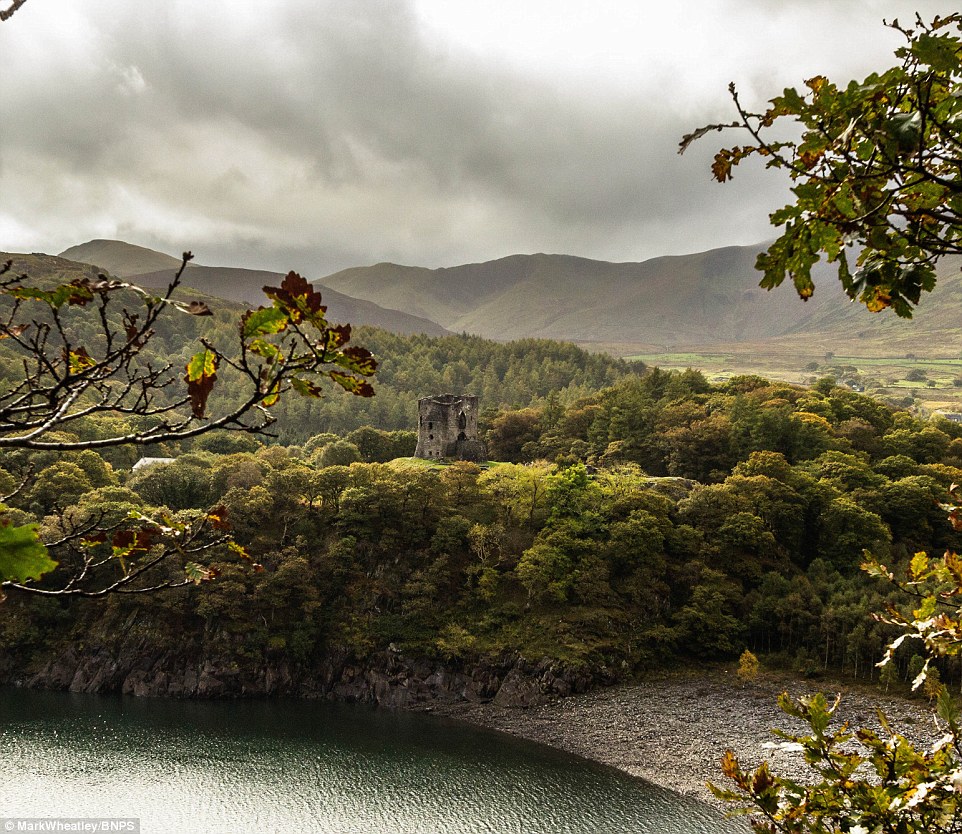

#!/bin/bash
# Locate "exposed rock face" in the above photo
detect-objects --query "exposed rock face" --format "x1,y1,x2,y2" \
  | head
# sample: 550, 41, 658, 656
9, 642, 603, 708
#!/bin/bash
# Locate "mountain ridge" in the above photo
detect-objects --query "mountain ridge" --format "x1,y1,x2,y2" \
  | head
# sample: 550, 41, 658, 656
320, 245, 853, 345
51, 238, 962, 355
53, 240, 451, 337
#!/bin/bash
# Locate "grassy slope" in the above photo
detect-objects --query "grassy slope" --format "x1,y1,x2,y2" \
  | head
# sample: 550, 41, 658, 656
320, 246, 851, 344
58, 239, 183, 277
44, 239, 452, 337
130, 265, 452, 337
35, 239, 962, 412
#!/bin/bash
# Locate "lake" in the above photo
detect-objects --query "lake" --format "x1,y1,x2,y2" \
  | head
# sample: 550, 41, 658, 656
0, 688, 745, 833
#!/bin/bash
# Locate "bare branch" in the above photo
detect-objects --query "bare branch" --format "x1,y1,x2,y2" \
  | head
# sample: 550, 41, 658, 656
0, 0, 29, 22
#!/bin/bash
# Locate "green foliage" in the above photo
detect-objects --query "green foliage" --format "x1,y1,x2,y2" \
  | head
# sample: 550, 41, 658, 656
256, 329, 636, 444
672, 568, 745, 658
714, 689, 962, 833
684, 14, 962, 317
0, 515, 56, 587
0, 262, 376, 454
0, 257, 378, 590
715, 488, 962, 832
8, 366, 962, 701
127, 460, 212, 510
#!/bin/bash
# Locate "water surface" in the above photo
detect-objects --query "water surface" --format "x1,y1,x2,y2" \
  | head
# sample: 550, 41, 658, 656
0, 688, 745, 833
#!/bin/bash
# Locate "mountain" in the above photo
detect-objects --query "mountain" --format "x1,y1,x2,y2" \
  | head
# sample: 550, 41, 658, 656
319, 247, 833, 345
320, 247, 962, 352
130, 265, 451, 337
59, 240, 184, 277
54, 240, 451, 337
48, 238, 962, 354
782, 254, 962, 343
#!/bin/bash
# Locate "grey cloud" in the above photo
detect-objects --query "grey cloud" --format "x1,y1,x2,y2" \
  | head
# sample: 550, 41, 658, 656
0, 0, 931, 274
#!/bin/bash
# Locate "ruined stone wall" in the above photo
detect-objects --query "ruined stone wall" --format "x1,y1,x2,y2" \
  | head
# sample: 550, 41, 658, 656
414, 394, 483, 460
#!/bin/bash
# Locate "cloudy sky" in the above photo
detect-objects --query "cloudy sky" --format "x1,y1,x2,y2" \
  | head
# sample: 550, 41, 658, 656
0, 0, 951, 275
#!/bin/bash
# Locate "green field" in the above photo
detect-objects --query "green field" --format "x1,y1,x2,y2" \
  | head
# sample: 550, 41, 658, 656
622, 350, 962, 415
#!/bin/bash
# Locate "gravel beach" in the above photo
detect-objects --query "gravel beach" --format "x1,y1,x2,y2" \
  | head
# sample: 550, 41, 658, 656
426, 667, 939, 805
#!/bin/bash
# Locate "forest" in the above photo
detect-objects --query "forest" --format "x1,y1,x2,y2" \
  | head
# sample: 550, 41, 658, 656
4, 345, 962, 694
0, 270, 640, 448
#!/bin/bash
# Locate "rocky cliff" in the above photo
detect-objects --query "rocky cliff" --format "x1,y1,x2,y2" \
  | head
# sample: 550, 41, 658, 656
6, 639, 608, 709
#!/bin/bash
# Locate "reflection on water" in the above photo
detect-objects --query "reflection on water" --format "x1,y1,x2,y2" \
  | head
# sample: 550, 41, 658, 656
0, 688, 745, 833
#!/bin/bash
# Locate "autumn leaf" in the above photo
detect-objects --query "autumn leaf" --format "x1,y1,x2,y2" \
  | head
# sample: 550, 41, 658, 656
0, 324, 28, 340
751, 762, 775, 794
325, 323, 352, 350
111, 527, 160, 557
328, 370, 375, 397
242, 306, 289, 338
261, 381, 281, 407
184, 562, 217, 584
865, 288, 893, 312
262, 272, 326, 324
336, 346, 378, 376
721, 750, 740, 780
248, 338, 284, 362
206, 505, 232, 531
180, 300, 213, 316
910, 551, 931, 581
65, 346, 96, 373
123, 311, 144, 346
712, 150, 734, 182
184, 349, 219, 418
290, 376, 325, 398
228, 541, 253, 561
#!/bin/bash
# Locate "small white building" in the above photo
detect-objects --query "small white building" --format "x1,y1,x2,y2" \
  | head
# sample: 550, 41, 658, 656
132, 456, 176, 472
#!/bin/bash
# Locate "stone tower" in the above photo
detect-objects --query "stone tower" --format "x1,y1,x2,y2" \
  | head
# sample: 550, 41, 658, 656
414, 394, 487, 462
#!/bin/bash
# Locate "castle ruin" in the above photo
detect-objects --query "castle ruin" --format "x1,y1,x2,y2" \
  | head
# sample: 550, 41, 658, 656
414, 394, 487, 462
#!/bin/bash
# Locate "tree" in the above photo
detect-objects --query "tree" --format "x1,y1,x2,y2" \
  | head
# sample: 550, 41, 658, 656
0, 257, 374, 450
712, 490, 962, 833
318, 440, 362, 468
0, 257, 375, 593
680, 13, 962, 318
737, 649, 760, 683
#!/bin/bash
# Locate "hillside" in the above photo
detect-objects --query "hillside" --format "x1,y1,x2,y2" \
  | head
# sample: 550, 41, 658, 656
320, 247, 962, 352
52, 240, 451, 337
45, 238, 962, 357
59, 239, 184, 277
780, 254, 962, 348
0, 251, 635, 443
1, 251, 107, 287
131, 265, 452, 336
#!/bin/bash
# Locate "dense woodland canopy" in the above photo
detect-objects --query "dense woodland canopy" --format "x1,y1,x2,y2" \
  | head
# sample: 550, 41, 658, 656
0, 292, 639, 448
686, 14, 962, 832
5, 364, 961, 692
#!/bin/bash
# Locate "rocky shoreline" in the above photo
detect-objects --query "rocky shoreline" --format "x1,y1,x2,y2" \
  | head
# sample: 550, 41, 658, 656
423, 667, 939, 805
10, 641, 939, 807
